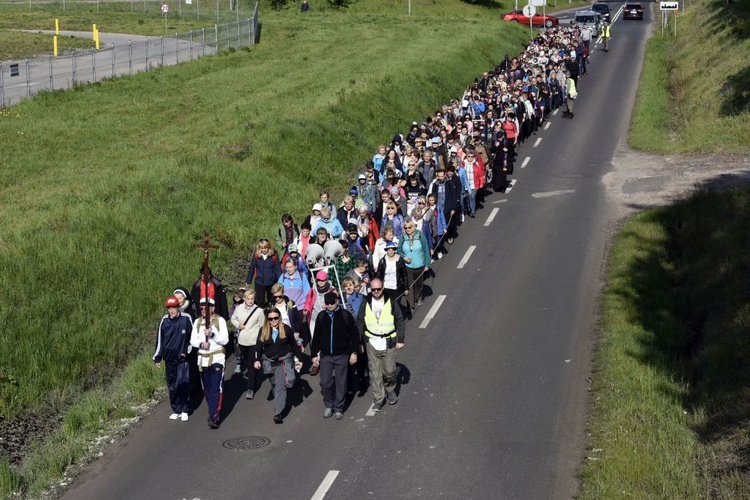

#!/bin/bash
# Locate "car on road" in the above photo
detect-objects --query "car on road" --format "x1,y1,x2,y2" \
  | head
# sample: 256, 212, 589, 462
573, 10, 603, 35
591, 2, 611, 22
502, 10, 560, 28
623, 3, 644, 20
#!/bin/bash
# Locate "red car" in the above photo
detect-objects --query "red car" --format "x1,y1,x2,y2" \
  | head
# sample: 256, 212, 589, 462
502, 10, 560, 28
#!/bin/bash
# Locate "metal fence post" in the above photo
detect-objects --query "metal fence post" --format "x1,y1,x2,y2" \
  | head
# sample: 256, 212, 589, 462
129, 40, 133, 75
175, 34, 179, 63
160, 36, 164, 67
215, 24, 219, 51
145, 37, 149, 68
72, 49, 77, 85
112, 44, 116, 77
92, 51, 96, 81
26, 59, 30, 97
190, 30, 193, 60
202, 28, 206, 56
49, 55, 53, 90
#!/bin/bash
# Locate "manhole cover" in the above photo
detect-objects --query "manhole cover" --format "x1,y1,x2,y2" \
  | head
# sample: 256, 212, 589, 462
222, 436, 271, 451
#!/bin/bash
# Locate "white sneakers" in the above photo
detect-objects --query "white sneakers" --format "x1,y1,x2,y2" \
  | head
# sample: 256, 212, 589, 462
169, 413, 180, 420
180, 412, 189, 422
170, 412, 189, 421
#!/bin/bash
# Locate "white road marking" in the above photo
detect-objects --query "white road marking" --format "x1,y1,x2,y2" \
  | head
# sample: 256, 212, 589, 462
531, 189, 576, 198
504, 179, 517, 193
365, 404, 377, 417
521, 157, 531, 169
457, 245, 476, 269
484, 207, 499, 227
553, 108, 559, 116
419, 295, 446, 329
492, 199, 508, 204
533, 138, 542, 148
311, 470, 339, 500
544, 121, 551, 130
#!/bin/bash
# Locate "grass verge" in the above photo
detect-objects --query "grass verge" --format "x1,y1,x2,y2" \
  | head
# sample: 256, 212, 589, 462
0, 30, 95, 59
629, 0, 750, 153
578, 186, 750, 498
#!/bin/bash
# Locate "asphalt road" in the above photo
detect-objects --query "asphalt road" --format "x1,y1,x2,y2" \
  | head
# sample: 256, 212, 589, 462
62, 5, 652, 499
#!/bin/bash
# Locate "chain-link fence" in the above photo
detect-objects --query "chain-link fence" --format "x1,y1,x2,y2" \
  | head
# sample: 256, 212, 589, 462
0, 2, 258, 107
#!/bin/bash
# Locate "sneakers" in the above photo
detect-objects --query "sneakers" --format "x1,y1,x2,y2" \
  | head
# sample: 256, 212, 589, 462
246, 389, 254, 400
373, 400, 385, 412
273, 414, 283, 424
169, 413, 180, 420
446, 237, 454, 245
180, 412, 189, 422
207, 417, 220, 429
334, 412, 343, 420
386, 391, 398, 405
323, 408, 333, 419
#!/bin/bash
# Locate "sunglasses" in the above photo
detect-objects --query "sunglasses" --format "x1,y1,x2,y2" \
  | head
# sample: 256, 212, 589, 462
274, 295, 284, 300
418, 202, 426, 205
371, 287, 383, 292
268, 316, 280, 321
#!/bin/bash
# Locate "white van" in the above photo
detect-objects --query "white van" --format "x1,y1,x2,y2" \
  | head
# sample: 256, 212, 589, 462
574, 10, 603, 35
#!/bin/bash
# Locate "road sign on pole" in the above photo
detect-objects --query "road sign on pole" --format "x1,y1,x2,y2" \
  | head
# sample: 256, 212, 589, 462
522, 4, 536, 15
659, 1, 678, 10
161, 2, 170, 12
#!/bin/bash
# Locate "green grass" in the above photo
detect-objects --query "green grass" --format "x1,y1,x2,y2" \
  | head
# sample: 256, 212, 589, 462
0, 1, 532, 496
0, 30, 95, 59
629, 0, 750, 153
578, 186, 750, 498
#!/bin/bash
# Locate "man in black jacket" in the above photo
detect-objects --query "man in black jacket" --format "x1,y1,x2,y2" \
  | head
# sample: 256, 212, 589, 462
311, 292, 360, 420
153, 296, 194, 422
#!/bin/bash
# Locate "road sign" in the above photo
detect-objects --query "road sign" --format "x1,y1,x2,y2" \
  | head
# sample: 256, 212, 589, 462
530, 0, 546, 6
522, 4, 536, 16
160, 3, 170, 13
660, 1, 678, 10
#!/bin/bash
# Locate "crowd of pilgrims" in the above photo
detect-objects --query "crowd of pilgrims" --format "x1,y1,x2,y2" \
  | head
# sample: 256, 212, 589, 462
156, 24, 593, 426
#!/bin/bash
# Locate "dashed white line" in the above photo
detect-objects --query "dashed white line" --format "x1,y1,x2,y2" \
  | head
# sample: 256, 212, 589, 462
544, 121, 551, 130
521, 157, 531, 169
457, 245, 476, 269
484, 207, 499, 226
492, 199, 508, 204
311, 470, 339, 500
365, 404, 378, 417
553, 108, 559, 116
504, 179, 517, 193
533, 138, 542, 148
419, 295, 446, 329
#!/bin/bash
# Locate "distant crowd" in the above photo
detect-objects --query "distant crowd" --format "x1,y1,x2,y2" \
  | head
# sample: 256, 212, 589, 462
153, 21, 600, 427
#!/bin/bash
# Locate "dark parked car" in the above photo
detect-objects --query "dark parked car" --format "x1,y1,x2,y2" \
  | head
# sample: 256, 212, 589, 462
623, 3, 644, 20
591, 2, 611, 22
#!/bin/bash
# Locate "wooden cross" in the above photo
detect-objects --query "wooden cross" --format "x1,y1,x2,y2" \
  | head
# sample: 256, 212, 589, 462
194, 233, 219, 340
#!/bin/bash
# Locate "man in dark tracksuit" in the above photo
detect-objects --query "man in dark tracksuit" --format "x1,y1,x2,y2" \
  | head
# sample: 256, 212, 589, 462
153, 296, 194, 421
311, 292, 360, 420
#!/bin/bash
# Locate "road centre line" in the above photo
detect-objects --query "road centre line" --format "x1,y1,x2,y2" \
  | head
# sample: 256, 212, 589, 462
533, 138, 542, 148
484, 207, 499, 227
311, 470, 339, 500
457, 245, 476, 269
521, 157, 530, 169
504, 179, 517, 194
492, 199, 508, 204
553, 108, 559, 116
419, 295, 446, 329
544, 121, 551, 130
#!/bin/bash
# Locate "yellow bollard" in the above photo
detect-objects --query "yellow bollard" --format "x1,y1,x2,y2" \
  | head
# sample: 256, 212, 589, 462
55, 18, 59, 35
92, 24, 96, 41
53, 35, 58, 57
95, 29, 100, 49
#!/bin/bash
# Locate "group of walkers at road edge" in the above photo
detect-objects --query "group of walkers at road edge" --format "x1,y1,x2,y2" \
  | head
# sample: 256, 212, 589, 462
152, 20, 610, 428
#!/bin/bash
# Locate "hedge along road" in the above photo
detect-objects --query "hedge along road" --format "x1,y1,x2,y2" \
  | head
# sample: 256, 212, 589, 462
0, 28, 223, 107
62, 5, 652, 499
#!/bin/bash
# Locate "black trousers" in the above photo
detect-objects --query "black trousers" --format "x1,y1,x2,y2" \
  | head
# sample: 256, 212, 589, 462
319, 353, 349, 413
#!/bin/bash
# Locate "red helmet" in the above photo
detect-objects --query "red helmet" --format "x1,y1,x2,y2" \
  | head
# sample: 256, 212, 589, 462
165, 296, 180, 308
